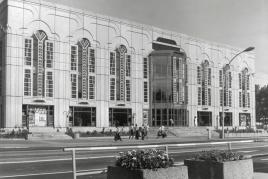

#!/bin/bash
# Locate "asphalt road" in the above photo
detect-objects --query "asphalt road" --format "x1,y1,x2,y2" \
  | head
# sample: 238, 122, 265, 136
1, 141, 268, 179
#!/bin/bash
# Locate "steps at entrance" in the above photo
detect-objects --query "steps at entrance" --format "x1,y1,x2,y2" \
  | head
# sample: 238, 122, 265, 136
27, 127, 72, 140
148, 127, 219, 138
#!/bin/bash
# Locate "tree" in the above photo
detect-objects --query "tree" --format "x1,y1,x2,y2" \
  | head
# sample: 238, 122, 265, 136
256, 85, 268, 124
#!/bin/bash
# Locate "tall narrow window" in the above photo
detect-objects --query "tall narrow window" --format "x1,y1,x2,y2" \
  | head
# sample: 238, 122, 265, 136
198, 87, 202, 105
88, 76, 95, 99
0, 41, 2, 96
239, 73, 242, 89
110, 52, 116, 75
208, 68, 212, 86
220, 89, 223, 106
229, 91, 232, 107
219, 70, 222, 87
247, 92, 250, 108
197, 66, 201, 84
208, 88, 211, 106
45, 41, 53, 68
110, 78, 115, 100
71, 74, 77, 98
144, 81, 148, 102
24, 69, 31, 96
24, 38, 32, 66
126, 80, 131, 101
71, 45, 78, 71
143, 58, 148, 79
46, 71, 53, 97
239, 92, 242, 107
246, 75, 250, 90
126, 55, 131, 77
228, 72, 232, 88
88, 49, 95, 73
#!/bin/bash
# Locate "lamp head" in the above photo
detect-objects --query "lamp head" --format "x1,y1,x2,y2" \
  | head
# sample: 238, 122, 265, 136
243, 47, 255, 52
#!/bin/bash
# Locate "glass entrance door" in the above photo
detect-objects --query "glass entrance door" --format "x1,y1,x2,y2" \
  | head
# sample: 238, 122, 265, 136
109, 108, 132, 126
197, 111, 212, 126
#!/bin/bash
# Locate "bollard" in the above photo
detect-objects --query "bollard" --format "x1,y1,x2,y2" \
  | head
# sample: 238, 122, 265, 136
207, 128, 211, 140
165, 145, 169, 158
227, 142, 232, 151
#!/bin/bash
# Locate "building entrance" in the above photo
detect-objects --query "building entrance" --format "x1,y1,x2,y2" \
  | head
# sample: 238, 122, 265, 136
22, 105, 54, 127
239, 113, 251, 127
109, 108, 132, 127
197, 111, 212, 126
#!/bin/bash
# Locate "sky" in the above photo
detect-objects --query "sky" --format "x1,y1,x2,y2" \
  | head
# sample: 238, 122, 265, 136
46, 0, 268, 86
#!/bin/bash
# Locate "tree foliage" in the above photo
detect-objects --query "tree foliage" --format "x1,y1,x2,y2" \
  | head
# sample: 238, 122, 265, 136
256, 85, 268, 123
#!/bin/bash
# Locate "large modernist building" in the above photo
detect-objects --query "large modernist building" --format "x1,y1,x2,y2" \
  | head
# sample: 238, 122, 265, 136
0, 0, 256, 129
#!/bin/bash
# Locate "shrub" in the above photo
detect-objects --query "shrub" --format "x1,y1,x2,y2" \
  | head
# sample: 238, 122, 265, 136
193, 150, 249, 163
0, 128, 29, 139
115, 149, 174, 170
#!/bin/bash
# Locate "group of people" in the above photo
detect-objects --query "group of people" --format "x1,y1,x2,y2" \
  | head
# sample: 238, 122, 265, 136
114, 124, 149, 141
129, 124, 149, 140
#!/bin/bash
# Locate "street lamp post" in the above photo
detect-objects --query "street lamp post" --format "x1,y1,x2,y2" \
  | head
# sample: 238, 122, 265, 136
221, 47, 254, 139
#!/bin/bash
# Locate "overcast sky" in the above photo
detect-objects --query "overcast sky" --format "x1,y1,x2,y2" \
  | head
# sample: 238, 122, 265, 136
46, 0, 268, 86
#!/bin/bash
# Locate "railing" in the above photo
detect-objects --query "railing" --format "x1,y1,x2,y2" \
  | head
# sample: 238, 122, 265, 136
63, 139, 255, 179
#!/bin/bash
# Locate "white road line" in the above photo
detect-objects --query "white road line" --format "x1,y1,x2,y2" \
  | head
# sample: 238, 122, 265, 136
0, 155, 114, 164
0, 168, 107, 178
237, 150, 258, 153
0, 147, 28, 149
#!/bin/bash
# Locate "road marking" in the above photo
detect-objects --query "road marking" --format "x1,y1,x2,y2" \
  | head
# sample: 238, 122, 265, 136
0, 155, 114, 164
0, 147, 28, 149
237, 150, 258, 153
0, 168, 107, 178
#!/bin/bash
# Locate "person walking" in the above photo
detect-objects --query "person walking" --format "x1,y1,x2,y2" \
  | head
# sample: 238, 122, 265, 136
114, 127, 122, 141
134, 124, 139, 140
145, 124, 149, 139
141, 124, 145, 140
129, 124, 134, 139
170, 118, 174, 127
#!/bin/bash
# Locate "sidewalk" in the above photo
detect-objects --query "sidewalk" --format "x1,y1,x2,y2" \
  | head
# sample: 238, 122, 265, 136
1, 135, 268, 150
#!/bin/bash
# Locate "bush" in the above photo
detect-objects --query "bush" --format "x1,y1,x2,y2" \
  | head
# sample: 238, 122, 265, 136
0, 128, 29, 139
115, 149, 174, 170
193, 150, 249, 163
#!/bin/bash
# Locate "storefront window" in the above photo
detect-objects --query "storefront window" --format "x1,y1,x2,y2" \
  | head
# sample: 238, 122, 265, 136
69, 107, 96, 127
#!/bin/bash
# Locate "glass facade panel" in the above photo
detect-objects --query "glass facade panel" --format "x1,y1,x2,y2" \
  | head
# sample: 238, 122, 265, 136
71, 74, 77, 98
126, 55, 131, 77
126, 79, 131, 101
24, 38, 32, 66
69, 107, 96, 127
46, 71, 53, 97
109, 108, 132, 126
71, 45, 78, 71
88, 48, 95, 73
88, 75, 95, 99
110, 52, 116, 75
24, 69, 31, 96
144, 81, 148, 102
45, 41, 53, 68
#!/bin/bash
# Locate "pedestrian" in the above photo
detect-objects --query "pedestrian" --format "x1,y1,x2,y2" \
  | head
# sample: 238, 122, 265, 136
145, 124, 149, 139
135, 124, 139, 140
170, 118, 174, 126
129, 124, 134, 139
141, 124, 145, 140
114, 127, 122, 141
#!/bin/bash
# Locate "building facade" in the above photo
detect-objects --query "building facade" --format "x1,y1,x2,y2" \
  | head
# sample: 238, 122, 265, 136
0, 0, 256, 129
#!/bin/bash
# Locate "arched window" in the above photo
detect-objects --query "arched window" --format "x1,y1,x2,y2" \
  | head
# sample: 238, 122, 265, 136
197, 60, 211, 106
239, 68, 250, 108
70, 38, 96, 100
109, 45, 131, 102
23, 30, 54, 97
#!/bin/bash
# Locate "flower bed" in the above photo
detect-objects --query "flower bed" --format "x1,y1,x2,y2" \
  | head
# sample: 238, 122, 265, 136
115, 149, 174, 170
184, 150, 253, 179
107, 149, 188, 179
